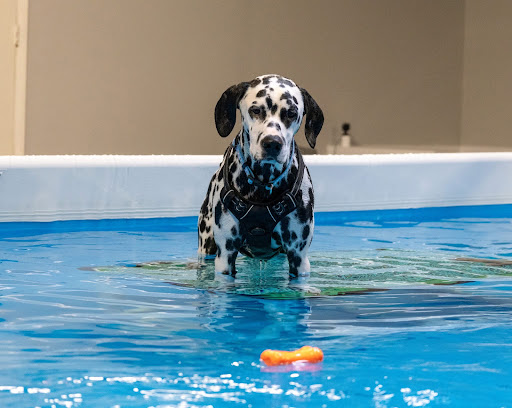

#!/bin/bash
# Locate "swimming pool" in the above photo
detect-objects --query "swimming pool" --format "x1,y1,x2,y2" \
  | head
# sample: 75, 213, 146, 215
2, 206, 512, 407
1, 153, 512, 407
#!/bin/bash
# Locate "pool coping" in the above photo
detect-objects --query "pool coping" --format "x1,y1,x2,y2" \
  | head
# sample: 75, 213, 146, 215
1, 152, 512, 222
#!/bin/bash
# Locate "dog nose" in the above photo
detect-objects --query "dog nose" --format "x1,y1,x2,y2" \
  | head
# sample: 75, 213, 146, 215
261, 135, 283, 157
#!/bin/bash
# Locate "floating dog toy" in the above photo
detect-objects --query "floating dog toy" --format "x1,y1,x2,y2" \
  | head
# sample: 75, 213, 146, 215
260, 346, 324, 366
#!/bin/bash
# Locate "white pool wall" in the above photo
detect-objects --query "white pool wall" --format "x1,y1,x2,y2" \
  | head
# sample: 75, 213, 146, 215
1, 153, 512, 222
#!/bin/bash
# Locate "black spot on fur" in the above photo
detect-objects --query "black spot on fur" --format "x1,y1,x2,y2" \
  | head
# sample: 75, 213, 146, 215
296, 188, 314, 224
200, 199, 209, 217
260, 105, 267, 121
280, 91, 291, 101
199, 219, 206, 233
235, 173, 251, 196
227, 150, 235, 164
252, 162, 275, 183
266, 97, 273, 110
231, 226, 237, 235
243, 130, 250, 147
281, 217, 291, 244
287, 250, 302, 277
250, 78, 261, 87
302, 225, 310, 240
277, 77, 294, 87
256, 89, 266, 97
272, 231, 282, 246
214, 201, 223, 227
262, 75, 276, 85
226, 252, 237, 276
204, 236, 217, 255
285, 159, 299, 185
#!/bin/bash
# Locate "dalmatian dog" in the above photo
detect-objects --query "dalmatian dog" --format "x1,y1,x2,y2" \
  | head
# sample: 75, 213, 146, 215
198, 74, 324, 278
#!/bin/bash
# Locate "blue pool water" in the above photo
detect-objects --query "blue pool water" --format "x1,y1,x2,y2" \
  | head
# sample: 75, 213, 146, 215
2, 206, 512, 407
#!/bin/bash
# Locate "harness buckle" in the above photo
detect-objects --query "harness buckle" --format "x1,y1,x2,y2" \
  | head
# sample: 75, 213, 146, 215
233, 197, 247, 213
273, 201, 285, 216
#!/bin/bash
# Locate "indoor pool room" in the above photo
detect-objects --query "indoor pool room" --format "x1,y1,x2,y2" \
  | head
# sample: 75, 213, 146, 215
2, 154, 512, 408
2, 1, 512, 408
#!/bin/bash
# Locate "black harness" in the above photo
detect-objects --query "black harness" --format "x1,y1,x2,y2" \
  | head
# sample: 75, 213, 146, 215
220, 143, 305, 259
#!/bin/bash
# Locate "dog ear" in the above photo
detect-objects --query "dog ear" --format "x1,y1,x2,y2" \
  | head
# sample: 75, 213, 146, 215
300, 88, 324, 148
214, 82, 250, 137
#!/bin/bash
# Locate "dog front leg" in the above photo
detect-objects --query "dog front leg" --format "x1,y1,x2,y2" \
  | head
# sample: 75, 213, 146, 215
286, 248, 311, 278
278, 216, 313, 279
212, 214, 241, 276
214, 240, 239, 277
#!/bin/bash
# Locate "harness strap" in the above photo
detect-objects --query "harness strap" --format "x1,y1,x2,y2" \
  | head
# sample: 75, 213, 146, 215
219, 142, 306, 259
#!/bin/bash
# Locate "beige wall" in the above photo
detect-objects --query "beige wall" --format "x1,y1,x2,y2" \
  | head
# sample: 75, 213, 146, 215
25, 0, 249, 155
241, 0, 465, 153
0, 0, 17, 154
461, 0, 512, 148
23, 0, 465, 155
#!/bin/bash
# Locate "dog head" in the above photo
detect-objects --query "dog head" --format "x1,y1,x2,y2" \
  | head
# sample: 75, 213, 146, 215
215, 75, 324, 165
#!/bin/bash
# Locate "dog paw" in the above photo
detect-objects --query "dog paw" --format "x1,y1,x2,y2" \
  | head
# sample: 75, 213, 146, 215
216, 271, 236, 283
288, 280, 321, 295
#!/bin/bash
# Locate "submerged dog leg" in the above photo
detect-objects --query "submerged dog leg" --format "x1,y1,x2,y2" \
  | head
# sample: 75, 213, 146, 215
276, 213, 314, 278
214, 245, 239, 277
212, 209, 242, 276
287, 251, 311, 278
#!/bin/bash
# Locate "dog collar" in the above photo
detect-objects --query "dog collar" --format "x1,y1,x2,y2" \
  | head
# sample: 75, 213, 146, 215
232, 133, 296, 194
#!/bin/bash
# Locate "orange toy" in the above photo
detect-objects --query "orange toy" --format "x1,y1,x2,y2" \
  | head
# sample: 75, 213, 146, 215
260, 346, 324, 366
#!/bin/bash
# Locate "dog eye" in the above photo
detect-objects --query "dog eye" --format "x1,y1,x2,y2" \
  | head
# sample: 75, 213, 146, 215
287, 110, 297, 119
250, 107, 261, 115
